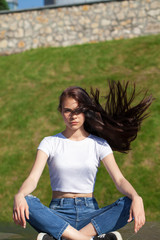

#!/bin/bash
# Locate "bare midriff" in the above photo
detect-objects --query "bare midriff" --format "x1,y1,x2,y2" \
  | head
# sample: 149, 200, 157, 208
52, 191, 94, 199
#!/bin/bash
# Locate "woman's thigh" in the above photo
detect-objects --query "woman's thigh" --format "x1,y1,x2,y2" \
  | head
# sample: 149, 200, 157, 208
89, 197, 132, 235
25, 195, 69, 240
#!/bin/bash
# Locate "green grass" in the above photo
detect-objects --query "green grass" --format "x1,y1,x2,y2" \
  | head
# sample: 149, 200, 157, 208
0, 34, 160, 222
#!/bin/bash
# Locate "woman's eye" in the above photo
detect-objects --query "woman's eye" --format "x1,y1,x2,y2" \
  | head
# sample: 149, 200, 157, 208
64, 109, 71, 113
74, 109, 80, 114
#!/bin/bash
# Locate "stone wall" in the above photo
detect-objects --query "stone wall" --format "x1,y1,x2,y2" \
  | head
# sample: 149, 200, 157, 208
0, 0, 160, 55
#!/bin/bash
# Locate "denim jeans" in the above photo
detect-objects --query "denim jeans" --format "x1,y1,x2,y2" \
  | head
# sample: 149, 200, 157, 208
25, 195, 132, 240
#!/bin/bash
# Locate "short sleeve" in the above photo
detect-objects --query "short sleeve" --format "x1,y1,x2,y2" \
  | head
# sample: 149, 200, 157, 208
99, 141, 113, 160
37, 137, 52, 157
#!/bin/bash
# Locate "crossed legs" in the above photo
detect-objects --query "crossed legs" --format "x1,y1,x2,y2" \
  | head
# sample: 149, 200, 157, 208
62, 223, 97, 240
25, 196, 131, 240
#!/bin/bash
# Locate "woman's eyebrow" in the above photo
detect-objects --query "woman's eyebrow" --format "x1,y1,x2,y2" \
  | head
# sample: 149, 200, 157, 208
63, 108, 71, 110
64, 107, 79, 110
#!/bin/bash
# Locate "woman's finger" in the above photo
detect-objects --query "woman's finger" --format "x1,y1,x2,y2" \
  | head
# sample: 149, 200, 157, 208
16, 208, 21, 222
128, 210, 133, 222
134, 215, 145, 232
134, 218, 139, 233
25, 205, 29, 220
13, 210, 20, 225
20, 208, 26, 228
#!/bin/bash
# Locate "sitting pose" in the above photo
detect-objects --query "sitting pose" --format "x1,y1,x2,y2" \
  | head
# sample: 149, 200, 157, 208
13, 81, 153, 240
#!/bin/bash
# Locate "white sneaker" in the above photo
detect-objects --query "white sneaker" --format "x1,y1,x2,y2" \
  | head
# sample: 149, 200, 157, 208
93, 231, 123, 240
111, 232, 123, 240
37, 233, 55, 240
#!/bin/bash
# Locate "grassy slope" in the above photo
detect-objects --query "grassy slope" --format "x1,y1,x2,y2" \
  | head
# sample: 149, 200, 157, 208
0, 34, 160, 222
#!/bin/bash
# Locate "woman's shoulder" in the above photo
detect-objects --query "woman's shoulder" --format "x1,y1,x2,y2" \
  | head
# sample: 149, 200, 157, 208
41, 132, 62, 142
38, 133, 63, 154
89, 134, 113, 158
89, 134, 109, 146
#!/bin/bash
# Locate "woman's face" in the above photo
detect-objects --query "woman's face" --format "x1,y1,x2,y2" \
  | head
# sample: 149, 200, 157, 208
61, 97, 85, 132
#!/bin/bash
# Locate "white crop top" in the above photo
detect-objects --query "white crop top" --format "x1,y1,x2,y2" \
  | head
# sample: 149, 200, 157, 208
37, 133, 113, 193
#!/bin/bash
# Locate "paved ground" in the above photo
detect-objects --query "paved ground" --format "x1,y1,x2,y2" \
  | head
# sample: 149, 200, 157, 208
119, 221, 160, 240
0, 222, 159, 240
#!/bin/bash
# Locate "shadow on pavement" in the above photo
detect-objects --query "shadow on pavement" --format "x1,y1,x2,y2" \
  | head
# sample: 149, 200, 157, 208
119, 221, 160, 240
0, 222, 159, 240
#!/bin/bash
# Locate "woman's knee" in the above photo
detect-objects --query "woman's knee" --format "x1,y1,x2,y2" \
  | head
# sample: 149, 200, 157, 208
123, 196, 132, 208
113, 196, 132, 217
25, 195, 44, 210
25, 194, 37, 203
117, 196, 132, 207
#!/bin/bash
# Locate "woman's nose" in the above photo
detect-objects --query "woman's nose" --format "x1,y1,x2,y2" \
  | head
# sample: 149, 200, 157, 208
70, 112, 77, 119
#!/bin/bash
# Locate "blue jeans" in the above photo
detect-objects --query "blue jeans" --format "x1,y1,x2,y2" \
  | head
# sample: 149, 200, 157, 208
25, 195, 132, 240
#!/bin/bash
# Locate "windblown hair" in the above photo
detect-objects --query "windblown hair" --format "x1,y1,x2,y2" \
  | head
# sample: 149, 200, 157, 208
58, 81, 154, 153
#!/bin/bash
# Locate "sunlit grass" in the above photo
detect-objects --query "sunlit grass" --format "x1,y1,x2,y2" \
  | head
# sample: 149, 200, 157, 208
0, 34, 160, 222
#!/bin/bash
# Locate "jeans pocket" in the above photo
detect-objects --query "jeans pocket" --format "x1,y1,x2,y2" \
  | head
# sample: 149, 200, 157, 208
88, 198, 99, 210
49, 201, 61, 210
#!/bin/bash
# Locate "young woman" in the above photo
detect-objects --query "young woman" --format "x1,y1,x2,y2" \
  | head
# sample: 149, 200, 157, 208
13, 81, 153, 240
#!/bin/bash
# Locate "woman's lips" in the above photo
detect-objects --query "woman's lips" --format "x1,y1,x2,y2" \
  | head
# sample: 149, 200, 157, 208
70, 122, 78, 125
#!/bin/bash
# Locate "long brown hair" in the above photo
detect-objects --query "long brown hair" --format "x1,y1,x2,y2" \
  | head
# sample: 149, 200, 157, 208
58, 81, 153, 153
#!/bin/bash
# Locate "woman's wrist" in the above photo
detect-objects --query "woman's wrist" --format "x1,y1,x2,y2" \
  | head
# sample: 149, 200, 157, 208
15, 192, 25, 198
131, 195, 142, 201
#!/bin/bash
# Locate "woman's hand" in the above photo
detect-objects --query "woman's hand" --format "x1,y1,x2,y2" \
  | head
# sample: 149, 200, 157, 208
128, 196, 145, 233
13, 193, 29, 228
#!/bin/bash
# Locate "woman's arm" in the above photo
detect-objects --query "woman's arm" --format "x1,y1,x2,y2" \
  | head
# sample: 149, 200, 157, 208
13, 150, 48, 228
102, 153, 145, 233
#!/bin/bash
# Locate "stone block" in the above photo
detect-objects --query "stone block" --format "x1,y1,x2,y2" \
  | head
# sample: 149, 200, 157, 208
148, 9, 160, 17
101, 19, 110, 26
45, 27, 52, 34
121, 1, 129, 7
91, 23, 99, 29
33, 38, 39, 46
129, 1, 138, 9
150, 1, 160, 9
145, 23, 160, 34
137, 9, 146, 17
133, 27, 141, 35
8, 39, 17, 48
18, 20, 24, 28
82, 5, 89, 11
16, 28, 24, 38
93, 28, 99, 34
14, 13, 21, 20
34, 24, 41, 31
0, 30, 6, 40
46, 36, 53, 42
123, 29, 131, 34
58, 21, 64, 26
18, 40, 25, 48
94, 8, 102, 13
0, 39, 7, 48
117, 12, 125, 21
55, 35, 63, 42
9, 22, 17, 31
36, 16, 48, 24
121, 19, 132, 26
127, 11, 136, 18
7, 31, 14, 38
25, 29, 33, 37
115, 35, 124, 40
24, 20, 31, 29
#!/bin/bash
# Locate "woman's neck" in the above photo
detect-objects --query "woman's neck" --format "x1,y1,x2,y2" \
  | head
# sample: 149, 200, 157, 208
62, 129, 89, 141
